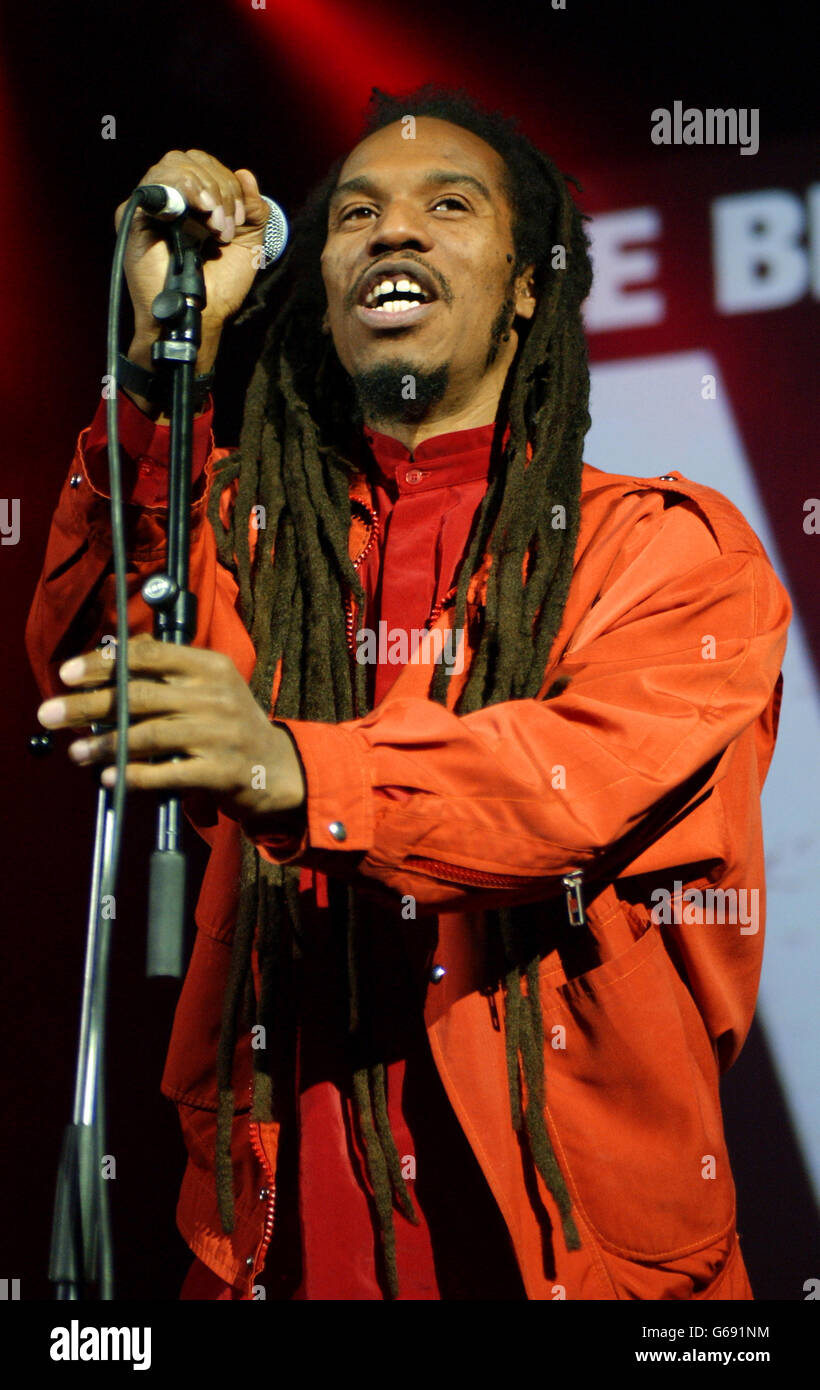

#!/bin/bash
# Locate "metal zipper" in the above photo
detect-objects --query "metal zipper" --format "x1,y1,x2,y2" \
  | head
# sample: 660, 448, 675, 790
561, 868, 586, 927
406, 856, 549, 890
480, 983, 501, 1031
423, 583, 458, 632
344, 498, 380, 655
343, 503, 459, 657
246, 1079, 277, 1296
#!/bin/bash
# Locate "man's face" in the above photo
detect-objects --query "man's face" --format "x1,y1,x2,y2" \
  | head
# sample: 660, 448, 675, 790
320, 116, 536, 427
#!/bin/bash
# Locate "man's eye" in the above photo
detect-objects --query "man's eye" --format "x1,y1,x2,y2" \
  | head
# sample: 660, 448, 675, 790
434, 197, 468, 210
341, 205, 375, 221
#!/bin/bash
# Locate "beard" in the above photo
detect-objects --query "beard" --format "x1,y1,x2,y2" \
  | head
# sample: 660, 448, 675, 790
351, 359, 450, 425
485, 292, 516, 368
349, 274, 521, 426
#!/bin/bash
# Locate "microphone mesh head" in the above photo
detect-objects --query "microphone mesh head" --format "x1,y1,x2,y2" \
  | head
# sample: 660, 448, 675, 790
260, 195, 289, 267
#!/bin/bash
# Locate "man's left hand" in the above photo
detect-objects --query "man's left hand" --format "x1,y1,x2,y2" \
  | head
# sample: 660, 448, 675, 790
36, 633, 306, 828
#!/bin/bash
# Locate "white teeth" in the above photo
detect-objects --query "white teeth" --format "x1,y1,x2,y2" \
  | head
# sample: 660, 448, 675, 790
364, 275, 427, 306
365, 278, 396, 305
373, 300, 415, 313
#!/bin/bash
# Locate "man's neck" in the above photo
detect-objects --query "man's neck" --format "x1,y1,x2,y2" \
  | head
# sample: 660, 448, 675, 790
363, 389, 502, 453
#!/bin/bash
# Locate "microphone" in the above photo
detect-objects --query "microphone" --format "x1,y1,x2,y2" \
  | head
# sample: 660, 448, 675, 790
133, 183, 289, 265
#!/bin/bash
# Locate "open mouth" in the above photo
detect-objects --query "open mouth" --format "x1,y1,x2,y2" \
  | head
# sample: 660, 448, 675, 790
354, 261, 441, 329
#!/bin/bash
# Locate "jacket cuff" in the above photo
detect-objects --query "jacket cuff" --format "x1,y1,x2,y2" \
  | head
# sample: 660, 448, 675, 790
82, 389, 214, 506
253, 718, 374, 864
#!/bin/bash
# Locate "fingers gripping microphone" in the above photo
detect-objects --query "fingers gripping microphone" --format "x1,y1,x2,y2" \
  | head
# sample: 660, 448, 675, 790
134, 183, 289, 265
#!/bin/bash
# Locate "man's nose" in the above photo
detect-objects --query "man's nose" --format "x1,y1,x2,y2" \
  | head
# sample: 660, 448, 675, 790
365, 200, 434, 256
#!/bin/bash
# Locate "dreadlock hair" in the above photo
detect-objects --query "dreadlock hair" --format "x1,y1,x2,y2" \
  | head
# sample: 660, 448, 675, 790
206, 83, 593, 1297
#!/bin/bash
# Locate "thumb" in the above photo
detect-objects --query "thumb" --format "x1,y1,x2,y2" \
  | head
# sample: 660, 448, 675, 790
234, 168, 267, 226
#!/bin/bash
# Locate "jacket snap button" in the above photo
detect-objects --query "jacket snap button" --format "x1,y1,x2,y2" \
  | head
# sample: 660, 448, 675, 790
328, 820, 347, 842
69, 474, 82, 488
245, 1256, 254, 1267
405, 468, 424, 484
430, 964, 447, 984
659, 474, 675, 481
258, 1188, 268, 1201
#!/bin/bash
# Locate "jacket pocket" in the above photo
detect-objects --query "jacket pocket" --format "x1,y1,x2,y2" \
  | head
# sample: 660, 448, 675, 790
539, 917, 736, 1259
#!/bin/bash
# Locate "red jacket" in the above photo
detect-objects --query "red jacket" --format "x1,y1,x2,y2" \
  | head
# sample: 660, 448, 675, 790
26, 394, 791, 1300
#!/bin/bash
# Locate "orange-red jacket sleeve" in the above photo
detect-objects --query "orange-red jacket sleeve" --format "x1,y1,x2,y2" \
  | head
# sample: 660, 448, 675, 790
262, 495, 790, 912
24, 390, 254, 699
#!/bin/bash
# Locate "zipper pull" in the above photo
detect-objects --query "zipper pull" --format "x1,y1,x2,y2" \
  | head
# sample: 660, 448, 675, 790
562, 869, 586, 928
480, 984, 501, 1031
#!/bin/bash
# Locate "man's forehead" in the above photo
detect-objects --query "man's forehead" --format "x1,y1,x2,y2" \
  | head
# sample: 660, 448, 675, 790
332, 116, 508, 200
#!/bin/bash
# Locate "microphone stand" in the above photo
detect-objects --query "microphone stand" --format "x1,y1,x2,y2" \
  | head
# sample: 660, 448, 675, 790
49, 777, 117, 1300
141, 220, 203, 979
47, 212, 204, 1299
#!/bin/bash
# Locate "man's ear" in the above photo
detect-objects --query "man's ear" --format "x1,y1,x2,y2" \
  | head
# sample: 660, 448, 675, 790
513, 263, 537, 321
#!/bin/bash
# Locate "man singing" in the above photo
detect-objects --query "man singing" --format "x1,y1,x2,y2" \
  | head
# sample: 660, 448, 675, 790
28, 86, 790, 1300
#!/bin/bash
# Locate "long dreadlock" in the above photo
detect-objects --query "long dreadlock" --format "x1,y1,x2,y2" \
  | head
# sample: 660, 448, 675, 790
206, 84, 593, 1297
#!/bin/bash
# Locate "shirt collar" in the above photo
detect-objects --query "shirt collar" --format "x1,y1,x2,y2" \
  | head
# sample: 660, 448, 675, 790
361, 420, 509, 494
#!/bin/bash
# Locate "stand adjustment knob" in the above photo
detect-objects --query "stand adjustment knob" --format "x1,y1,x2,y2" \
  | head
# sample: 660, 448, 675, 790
141, 573, 179, 609
151, 289, 187, 322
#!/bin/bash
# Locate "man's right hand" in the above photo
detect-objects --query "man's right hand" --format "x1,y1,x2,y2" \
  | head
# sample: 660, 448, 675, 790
115, 149, 270, 379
